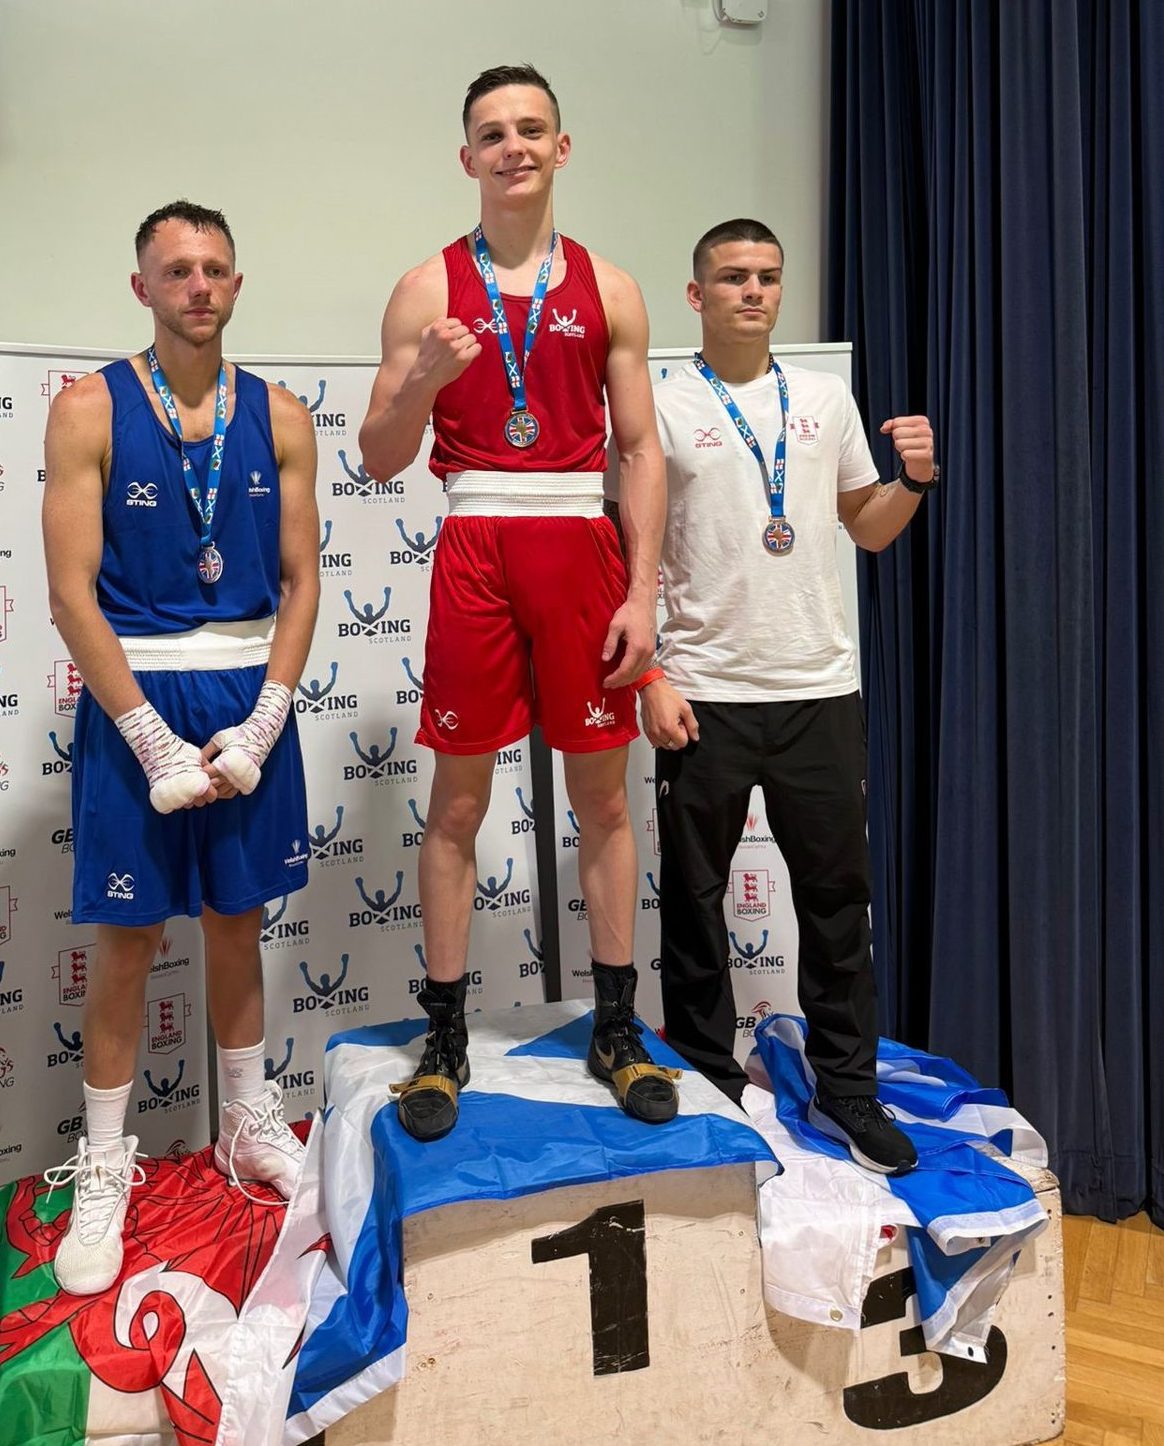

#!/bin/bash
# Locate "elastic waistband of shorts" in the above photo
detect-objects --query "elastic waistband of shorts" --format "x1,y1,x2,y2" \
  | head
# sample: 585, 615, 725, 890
118, 616, 276, 671
446, 471, 604, 517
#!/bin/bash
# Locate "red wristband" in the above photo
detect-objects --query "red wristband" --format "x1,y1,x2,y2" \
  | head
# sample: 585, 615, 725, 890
631, 667, 666, 693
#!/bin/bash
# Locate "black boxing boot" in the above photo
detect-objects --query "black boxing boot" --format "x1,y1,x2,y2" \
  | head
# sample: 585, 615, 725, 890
586, 961, 680, 1125
392, 975, 470, 1142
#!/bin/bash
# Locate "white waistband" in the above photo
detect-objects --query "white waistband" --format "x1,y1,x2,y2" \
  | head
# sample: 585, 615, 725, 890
446, 471, 605, 517
118, 616, 276, 671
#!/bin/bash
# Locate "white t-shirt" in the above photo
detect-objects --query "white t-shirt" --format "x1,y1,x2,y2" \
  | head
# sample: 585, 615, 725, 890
651, 359, 879, 701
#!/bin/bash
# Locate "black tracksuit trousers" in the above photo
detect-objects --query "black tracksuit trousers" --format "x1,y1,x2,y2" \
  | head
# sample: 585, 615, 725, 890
655, 692, 878, 1103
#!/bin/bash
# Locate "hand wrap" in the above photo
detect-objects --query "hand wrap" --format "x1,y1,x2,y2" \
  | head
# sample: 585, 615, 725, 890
115, 701, 210, 814
210, 681, 292, 795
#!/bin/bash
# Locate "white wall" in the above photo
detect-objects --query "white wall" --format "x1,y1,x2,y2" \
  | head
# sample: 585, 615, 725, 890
0, 0, 829, 355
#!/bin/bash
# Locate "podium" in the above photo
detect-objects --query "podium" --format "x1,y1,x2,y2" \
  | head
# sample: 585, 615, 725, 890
323, 1170, 1063, 1445
305, 1003, 1064, 1445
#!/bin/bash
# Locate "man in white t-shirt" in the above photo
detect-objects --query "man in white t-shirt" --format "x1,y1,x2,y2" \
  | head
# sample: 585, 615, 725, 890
639, 218, 936, 1175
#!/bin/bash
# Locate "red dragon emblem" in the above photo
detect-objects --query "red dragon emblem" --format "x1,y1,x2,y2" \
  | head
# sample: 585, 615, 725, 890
0, 1134, 316, 1445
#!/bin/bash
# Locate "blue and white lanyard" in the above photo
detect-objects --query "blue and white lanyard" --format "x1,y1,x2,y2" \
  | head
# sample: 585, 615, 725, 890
472, 224, 557, 414
693, 351, 790, 520
147, 346, 227, 551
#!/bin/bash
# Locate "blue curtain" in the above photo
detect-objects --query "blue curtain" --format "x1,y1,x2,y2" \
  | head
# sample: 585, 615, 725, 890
829, 0, 1163, 1225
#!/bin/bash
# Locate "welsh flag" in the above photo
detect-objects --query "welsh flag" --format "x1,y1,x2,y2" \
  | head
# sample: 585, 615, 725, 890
0, 1130, 326, 1446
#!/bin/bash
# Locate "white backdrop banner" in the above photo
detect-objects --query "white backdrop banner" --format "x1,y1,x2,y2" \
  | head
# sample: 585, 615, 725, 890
0, 342, 855, 1185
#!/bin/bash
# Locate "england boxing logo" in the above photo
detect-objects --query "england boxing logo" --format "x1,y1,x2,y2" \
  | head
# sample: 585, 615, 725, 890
54, 945, 92, 1006
47, 658, 83, 717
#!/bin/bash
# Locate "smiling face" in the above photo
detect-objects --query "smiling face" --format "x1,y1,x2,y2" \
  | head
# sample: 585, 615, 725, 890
130, 219, 242, 347
687, 239, 785, 346
459, 84, 570, 205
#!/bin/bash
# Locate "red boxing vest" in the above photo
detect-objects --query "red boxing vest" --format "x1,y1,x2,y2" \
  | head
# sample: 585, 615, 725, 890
429, 234, 610, 479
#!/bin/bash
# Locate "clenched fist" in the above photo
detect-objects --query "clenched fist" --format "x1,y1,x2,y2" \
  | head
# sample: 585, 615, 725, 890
415, 317, 483, 388
879, 415, 935, 484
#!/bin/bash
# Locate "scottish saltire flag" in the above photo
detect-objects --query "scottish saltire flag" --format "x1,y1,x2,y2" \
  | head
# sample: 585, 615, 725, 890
746, 1014, 1049, 1361
283, 1000, 774, 1443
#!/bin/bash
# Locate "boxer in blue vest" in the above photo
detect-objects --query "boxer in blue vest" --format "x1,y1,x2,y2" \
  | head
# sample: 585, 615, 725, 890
41, 200, 320, 1294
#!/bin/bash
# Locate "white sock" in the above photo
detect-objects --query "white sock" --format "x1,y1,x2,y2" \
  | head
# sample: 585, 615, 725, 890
83, 1080, 133, 1155
218, 1040, 267, 1107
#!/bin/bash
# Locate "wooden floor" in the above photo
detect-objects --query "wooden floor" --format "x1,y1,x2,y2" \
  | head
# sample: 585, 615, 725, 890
1059, 1211, 1164, 1444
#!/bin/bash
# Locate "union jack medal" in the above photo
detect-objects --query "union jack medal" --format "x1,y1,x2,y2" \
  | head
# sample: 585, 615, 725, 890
505, 410, 540, 449
197, 544, 225, 584
762, 518, 795, 554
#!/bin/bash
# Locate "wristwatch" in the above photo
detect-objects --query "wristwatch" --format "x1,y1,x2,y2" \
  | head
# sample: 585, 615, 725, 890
897, 463, 940, 495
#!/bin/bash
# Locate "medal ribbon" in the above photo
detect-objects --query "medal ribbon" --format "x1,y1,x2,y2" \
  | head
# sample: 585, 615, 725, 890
473, 225, 557, 414
146, 345, 227, 550
693, 352, 790, 520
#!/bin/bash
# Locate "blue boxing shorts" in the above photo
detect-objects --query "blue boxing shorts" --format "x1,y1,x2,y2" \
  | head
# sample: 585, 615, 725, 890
71, 648, 309, 925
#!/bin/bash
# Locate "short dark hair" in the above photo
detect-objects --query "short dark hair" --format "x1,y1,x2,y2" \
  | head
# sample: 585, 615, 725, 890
135, 200, 235, 262
462, 64, 560, 137
693, 219, 783, 279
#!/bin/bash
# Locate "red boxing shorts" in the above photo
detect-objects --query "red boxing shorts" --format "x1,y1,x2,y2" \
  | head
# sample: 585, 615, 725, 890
416, 473, 639, 755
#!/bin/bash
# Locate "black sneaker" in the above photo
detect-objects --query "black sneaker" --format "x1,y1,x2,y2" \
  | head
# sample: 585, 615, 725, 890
809, 1091, 918, 1175
392, 978, 470, 1143
587, 963, 680, 1125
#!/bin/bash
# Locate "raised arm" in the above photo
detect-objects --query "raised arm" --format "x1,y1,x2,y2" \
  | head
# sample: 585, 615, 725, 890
42, 375, 147, 720
358, 256, 481, 481
838, 415, 935, 552
593, 257, 666, 688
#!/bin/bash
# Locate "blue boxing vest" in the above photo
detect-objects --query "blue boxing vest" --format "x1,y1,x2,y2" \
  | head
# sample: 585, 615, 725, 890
98, 359, 282, 635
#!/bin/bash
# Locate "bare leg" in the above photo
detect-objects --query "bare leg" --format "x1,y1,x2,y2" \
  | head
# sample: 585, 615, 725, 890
563, 746, 636, 966
417, 751, 497, 981
83, 922, 165, 1088
202, 904, 265, 1048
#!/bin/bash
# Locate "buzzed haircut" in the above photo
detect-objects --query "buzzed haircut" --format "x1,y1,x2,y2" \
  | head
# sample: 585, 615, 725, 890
693, 219, 783, 279
462, 63, 561, 136
135, 200, 235, 262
